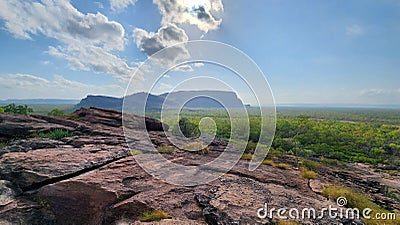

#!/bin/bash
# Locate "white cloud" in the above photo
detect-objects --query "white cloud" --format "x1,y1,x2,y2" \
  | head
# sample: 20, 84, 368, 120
0, 0, 137, 81
0, 74, 125, 99
110, 0, 137, 12
360, 88, 400, 97
47, 45, 139, 82
346, 24, 364, 37
153, 0, 224, 33
133, 23, 190, 68
172, 64, 193, 72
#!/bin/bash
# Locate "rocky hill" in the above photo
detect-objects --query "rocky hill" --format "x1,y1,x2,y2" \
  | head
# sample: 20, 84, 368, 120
77, 91, 244, 111
0, 108, 399, 225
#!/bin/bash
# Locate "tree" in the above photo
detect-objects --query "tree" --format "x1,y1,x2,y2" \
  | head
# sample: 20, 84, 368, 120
0, 107, 4, 113
172, 117, 200, 138
48, 108, 65, 117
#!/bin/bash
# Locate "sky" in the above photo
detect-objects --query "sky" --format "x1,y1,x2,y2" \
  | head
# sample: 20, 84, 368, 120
0, 0, 399, 105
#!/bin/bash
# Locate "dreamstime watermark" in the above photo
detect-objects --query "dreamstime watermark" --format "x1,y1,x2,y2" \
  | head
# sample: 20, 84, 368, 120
257, 197, 397, 221
122, 40, 276, 186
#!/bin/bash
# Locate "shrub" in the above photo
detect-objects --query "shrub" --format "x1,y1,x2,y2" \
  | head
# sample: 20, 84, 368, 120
321, 157, 341, 167
139, 210, 170, 222
301, 170, 318, 179
241, 153, 254, 160
0, 107, 4, 113
322, 185, 399, 225
274, 163, 290, 170
172, 117, 200, 138
262, 159, 274, 166
300, 159, 320, 171
245, 141, 257, 151
47, 108, 65, 117
157, 145, 176, 154
3, 104, 33, 115
33, 129, 75, 140
182, 142, 210, 155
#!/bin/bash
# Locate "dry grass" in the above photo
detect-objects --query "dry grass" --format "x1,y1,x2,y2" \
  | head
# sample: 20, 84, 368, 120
274, 163, 290, 170
301, 169, 318, 179
139, 210, 170, 222
127, 149, 142, 156
241, 153, 254, 160
262, 159, 274, 166
323, 185, 400, 225
157, 145, 176, 154
182, 142, 210, 155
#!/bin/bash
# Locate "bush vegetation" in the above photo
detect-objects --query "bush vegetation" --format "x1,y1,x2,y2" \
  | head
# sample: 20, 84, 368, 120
151, 108, 400, 168
300, 159, 320, 171
47, 108, 65, 116
172, 117, 200, 138
0, 104, 33, 115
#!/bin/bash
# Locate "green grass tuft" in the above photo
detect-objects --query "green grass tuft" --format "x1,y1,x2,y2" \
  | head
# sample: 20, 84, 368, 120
32, 129, 75, 140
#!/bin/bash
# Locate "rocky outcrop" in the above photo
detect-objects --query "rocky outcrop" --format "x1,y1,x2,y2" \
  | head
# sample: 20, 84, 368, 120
0, 108, 398, 225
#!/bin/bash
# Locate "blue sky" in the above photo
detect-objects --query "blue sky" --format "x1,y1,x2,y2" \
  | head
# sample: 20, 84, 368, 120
0, 0, 399, 105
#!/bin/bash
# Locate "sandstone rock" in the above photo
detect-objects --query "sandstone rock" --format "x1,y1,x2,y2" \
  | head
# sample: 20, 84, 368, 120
0, 108, 396, 225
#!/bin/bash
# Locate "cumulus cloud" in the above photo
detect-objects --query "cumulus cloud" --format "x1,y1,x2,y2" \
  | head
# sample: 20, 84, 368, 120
110, 0, 137, 12
47, 45, 139, 82
153, 0, 223, 33
0, 74, 125, 99
133, 23, 190, 67
0, 0, 137, 81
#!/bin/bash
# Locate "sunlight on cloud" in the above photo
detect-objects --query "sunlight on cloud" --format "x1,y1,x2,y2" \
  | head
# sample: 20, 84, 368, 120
153, 0, 223, 33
